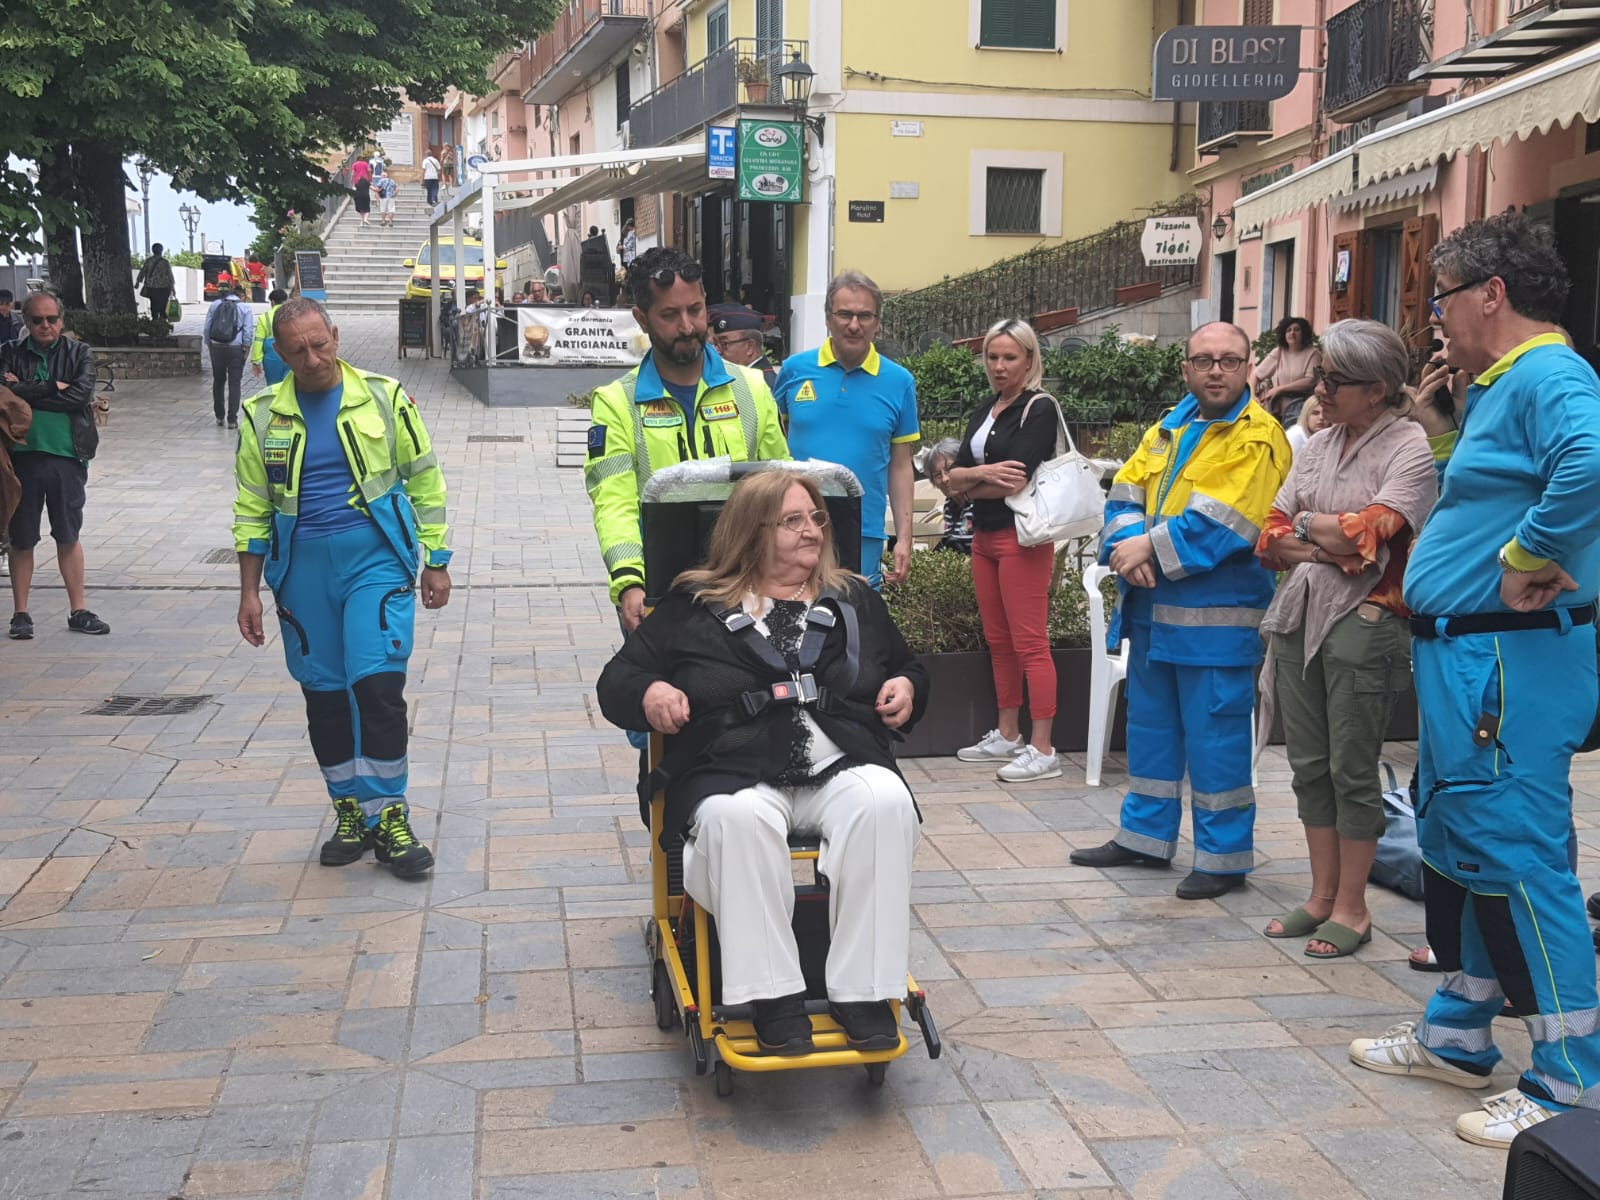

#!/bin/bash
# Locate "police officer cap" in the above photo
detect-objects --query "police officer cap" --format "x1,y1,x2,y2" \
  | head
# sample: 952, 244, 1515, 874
710, 304, 762, 334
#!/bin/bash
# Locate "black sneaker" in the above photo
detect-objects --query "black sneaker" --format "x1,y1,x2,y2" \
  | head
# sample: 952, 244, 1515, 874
215, 418, 224, 427
67, 609, 110, 635
226, 419, 238, 429
829, 1000, 900, 1051
8, 612, 32, 640
319, 798, 374, 866
372, 802, 434, 878
753, 992, 814, 1055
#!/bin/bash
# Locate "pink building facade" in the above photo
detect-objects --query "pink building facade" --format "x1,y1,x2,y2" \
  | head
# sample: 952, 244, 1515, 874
1198, 0, 1600, 366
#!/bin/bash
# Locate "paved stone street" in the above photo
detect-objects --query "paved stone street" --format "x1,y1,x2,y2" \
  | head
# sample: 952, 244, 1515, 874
0, 313, 1572, 1198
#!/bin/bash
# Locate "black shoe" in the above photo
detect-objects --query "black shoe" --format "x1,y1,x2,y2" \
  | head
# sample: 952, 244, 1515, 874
66, 609, 109, 635
216, 418, 225, 427
753, 992, 814, 1055
372, 802, 434, 878
1176, 870, 1246, 901
829, 1000, 899, 1051
319, 798, 374, 866
226, 419, 238, 429
1587, 892, 1600, 922
1069, 840, 1171, 869
8, 612, 31, 640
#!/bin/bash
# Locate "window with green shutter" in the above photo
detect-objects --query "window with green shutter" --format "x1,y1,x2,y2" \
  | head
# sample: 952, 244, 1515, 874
979, 0, 1056, 50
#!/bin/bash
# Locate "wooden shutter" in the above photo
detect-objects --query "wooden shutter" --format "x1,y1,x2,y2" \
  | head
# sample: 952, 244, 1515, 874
1330, 230, 1361, 322
1398, 213, 1439, 342
1243, 0, 1274, 25
980, 0, 1056, 49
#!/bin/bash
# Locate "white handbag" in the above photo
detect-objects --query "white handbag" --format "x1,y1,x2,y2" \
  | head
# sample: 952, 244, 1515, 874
1003, 393, 1106, 547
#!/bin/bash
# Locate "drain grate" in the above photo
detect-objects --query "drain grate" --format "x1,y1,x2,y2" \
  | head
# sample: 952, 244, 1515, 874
86, 694, 214, 717
467, 435, 525, 443
199, 548, 237, 564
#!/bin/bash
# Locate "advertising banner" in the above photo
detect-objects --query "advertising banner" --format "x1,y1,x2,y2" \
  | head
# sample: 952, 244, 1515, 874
1153, 25, 1303, 102
1140, 216, 1203, 267
515, 307, 649, 367
737, 120, 804, 204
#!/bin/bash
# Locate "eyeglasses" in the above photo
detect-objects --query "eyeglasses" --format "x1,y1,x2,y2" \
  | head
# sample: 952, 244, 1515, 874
829, 309, 879, 326
1428, 278, 1489, 320
1186, 354, 1247, 373
1311, 367, 1370, 393
634, 261, 704, 289
767, 509, 830, 533
25, 314, 61, 326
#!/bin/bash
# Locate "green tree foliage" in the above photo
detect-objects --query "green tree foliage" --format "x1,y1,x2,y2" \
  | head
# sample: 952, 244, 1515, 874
0, 0, 563, 311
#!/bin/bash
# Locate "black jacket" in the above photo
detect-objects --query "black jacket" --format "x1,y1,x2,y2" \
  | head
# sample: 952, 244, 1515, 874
956, 390, 1061, 532
0, 336, 97, 461
597, 581, 930, 844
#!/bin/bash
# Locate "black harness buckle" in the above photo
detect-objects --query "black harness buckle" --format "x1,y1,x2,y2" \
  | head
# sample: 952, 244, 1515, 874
740, 672, 820, 717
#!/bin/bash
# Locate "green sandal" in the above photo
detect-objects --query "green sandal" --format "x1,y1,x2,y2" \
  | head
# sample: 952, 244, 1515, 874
1304, 920, 1373, 959
1263, 906, 1325, 939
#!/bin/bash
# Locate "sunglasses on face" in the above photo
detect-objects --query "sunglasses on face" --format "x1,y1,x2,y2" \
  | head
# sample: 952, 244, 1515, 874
1186, 353, 1247, 373
1311, 367, 1369, 393
768, 509, 830, 533
25, 314, 61, 326
1428, 277, 1490, 320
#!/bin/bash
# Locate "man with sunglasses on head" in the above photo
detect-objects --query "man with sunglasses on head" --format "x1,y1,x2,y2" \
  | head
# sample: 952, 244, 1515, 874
775, 270, 919, 587
1346, 213, 1600, 1149
1070, 321, 1289, 900
1, 291, 108, 640
586, 247, 790, 634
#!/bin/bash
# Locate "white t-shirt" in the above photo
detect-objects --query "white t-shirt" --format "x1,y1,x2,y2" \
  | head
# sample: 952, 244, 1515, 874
969, 408, 1000, 464
422, 155, 440, 181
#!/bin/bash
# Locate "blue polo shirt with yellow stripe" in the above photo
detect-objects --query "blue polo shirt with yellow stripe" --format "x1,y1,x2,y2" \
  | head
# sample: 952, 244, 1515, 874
775, 339, 919, 568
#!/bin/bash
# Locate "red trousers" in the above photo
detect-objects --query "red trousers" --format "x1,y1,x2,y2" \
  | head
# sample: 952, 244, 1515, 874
972, 526, 1057, 719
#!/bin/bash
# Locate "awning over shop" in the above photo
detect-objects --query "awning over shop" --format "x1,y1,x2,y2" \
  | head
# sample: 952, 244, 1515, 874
1358, 40, 1600, 184
1230, 148, 1356, 232
493, 146, 708, 223
1412, 1, 1600, 80
1332, 163, 1440, 213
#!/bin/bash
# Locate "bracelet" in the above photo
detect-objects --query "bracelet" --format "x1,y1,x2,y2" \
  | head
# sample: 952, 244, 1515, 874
1294, 511, 1315, 542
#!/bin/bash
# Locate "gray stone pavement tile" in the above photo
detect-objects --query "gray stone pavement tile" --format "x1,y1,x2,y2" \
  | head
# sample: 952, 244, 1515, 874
391, 1133, 474, 1200
300, 1140, 390, 1200
1097, 1138, 1247, 1200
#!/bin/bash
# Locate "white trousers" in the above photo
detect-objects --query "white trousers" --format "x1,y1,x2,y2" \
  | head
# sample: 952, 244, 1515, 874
681, 763, 919, 1006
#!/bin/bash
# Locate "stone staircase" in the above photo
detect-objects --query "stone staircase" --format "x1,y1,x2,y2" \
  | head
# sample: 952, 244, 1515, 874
319, 196, 443, 316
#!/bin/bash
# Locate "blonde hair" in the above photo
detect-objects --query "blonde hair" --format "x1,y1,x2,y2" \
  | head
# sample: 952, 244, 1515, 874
982, 318, 1045, 392
1297, 397, 1323, 432
672, 470, 859, 608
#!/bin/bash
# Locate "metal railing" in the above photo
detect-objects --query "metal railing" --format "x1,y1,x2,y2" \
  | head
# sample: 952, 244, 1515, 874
1324, 0, 1432, 113
527, 0, 651, 88
1197, 100, 1272, 149
629, 36, 807, 148
880, 195, 1203, 348
1508, 0, 1554, 17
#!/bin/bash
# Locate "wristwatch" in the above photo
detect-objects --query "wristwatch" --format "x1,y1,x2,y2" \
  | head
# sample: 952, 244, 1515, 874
1498, 544, 1539, 573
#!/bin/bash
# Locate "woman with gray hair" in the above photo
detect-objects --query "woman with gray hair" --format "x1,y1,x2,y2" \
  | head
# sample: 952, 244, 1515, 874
1254, 318, 1438, 957
921, 438, 974, 554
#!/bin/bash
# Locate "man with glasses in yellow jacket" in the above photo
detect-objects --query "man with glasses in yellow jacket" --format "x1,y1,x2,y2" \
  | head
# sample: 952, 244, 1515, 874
232, 298, 450, 877
1071, 322, 1291, 900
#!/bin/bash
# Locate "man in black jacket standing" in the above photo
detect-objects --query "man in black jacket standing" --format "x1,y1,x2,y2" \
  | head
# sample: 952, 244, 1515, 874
1, 292, 108, 640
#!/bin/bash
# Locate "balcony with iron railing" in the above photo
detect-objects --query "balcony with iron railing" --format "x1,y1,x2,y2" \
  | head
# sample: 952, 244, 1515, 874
629, 37, 806, 149
1196, 100, 1273, 153
523, 0, 649, 106
1324, 0, 1433, 123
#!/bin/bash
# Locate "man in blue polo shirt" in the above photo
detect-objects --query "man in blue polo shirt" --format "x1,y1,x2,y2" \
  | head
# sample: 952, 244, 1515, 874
775, 270, 919, 585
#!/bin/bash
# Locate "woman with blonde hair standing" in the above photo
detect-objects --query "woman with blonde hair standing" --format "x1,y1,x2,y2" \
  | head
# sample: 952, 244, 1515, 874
942, 318, 1065, 781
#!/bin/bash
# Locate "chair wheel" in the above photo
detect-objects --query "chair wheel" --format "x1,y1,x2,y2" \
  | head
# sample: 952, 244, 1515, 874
865, 1062, 888, 1087
714, 1061, 734, 1098
651, 959, 675, 1031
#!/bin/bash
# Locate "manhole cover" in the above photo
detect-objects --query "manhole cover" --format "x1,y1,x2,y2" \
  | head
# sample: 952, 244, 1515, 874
199, 548, 236, 564
85, 695, 214, 717
467, 435, 525, 443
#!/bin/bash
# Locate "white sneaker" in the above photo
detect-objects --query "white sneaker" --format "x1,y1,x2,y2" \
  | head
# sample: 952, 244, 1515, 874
1348, 1021, 1495, 1089
1456, 1088, 1557, 1148
957, 729, 1025, 762
997, 746, 1063, 782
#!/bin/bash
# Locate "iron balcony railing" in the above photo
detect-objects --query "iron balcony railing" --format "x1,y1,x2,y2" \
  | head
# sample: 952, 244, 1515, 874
1324, 0, 1432, 114
1197, 100, 1272, 150
1508, 0, 1554, 17
629, 36, 807, 148
527, 0, 651, 88
879, 195, 1203, 348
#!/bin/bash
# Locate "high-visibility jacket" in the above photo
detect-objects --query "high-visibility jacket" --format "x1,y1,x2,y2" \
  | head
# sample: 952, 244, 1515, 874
250, 305, 282, 366
1100, 390, 1290, 666
585, 345, 790, 604
232, 361, 451, 593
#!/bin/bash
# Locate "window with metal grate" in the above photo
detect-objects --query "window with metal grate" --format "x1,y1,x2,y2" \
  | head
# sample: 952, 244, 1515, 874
1243, 0, 1274, 25
980, 0, 1056, 49
985, 168, 1045, 234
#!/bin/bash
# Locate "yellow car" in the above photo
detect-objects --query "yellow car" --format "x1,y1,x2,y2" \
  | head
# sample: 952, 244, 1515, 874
403, 239, 509, 299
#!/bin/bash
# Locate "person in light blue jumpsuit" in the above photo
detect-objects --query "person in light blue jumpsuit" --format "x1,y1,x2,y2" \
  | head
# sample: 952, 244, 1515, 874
1070, 323, 1291, 900
1349, 214, 1600, 1149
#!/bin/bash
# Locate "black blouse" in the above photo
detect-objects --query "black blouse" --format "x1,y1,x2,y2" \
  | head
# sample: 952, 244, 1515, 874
954, 391, 1062, 533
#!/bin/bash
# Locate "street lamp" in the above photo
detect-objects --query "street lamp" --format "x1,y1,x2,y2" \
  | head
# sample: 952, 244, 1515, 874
775, 51, 825, 147
1212, 210, 1233, 240
136, 158, 154, 255
178, 203, 200, 252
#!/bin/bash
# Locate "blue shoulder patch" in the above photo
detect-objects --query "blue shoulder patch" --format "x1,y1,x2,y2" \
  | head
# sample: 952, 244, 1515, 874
588, 424, 607, 457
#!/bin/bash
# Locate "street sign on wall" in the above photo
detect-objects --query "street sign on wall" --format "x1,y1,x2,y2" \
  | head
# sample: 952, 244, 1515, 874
708, 126, 736, 181
1141, 216, 1202, 267
1153, 25, 1302, 102
737, 120, 803, 204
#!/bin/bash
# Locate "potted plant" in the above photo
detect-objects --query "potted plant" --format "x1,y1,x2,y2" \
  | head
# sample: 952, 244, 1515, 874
737, 57, 771, 103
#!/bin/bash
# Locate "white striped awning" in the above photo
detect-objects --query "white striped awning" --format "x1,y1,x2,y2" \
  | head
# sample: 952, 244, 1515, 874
1332, 163, 1440, 212
1231, 148, 1356, 232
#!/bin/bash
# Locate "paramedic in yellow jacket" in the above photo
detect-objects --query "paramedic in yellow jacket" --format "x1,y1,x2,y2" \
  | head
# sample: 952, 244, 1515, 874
233, 298, 450, 878
1070, 322, 1292, 900
587, 246, 790, 632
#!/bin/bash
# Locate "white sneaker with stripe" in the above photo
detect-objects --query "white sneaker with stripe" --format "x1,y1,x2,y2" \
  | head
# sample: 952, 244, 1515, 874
1456, 1088, 1557, 1148
1348, 1021, 1495, 1089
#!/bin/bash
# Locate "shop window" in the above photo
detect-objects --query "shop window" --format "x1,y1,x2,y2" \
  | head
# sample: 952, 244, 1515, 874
978, 0, 1058, 49
1367, 225, 1404, 329
985, 168, 1044, 234
1263, 238, 1296, 327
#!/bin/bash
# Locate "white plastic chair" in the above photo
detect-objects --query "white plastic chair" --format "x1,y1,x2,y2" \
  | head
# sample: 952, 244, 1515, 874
1082, 563, 1129, 788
